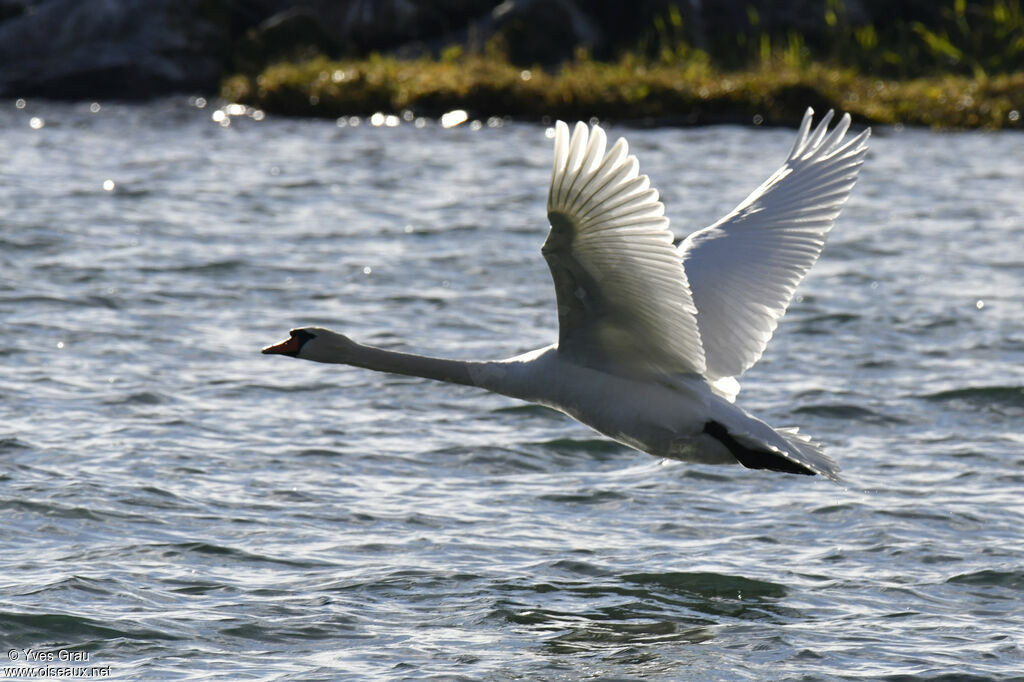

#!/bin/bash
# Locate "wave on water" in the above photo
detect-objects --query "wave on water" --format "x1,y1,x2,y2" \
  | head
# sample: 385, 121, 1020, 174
538, 489, 631, 505
621, 571, 787, 600
147, 541, 330, 569
919, 385, 1024, 415
946, 569, 1024, 590
101, 390, 169, 406
0, 610, 180, 648
493, 569, 791, 656
793, 403, 905, 424
138, 259, 248, 274
921, 385, 1024, 404
0, 437, 31, 452
793, 312, 862, 334
540, 617, 714, 654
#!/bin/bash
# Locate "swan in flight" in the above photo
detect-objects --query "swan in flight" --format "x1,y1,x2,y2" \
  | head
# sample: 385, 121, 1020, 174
265, 108, 869, 481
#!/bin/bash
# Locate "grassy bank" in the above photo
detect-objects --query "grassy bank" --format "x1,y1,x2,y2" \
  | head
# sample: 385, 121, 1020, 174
221, 52, 1024, 129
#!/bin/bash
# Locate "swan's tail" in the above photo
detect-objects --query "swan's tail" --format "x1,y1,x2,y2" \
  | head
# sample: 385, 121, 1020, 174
706, 399, 841, 482
773, 426, 840, 482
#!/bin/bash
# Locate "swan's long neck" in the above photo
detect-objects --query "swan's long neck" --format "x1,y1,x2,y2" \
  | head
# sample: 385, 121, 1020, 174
302, 331, 546, 399
334, 342, 481, 387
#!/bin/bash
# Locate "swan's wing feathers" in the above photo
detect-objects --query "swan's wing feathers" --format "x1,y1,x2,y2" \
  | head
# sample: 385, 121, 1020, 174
679, 108, 870, 381
545, 121, 705, 375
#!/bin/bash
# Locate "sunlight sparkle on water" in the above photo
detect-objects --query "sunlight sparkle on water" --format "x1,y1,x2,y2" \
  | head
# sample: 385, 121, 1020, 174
441, 109, 468, 128
370, 113, 400, 127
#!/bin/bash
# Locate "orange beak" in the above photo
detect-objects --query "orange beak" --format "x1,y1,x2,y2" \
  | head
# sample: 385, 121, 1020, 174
262, 336, 302, 356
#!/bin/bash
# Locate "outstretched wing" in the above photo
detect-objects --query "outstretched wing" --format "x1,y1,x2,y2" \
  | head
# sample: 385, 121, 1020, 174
545, 121, 705, 376
679, 108, 870, 382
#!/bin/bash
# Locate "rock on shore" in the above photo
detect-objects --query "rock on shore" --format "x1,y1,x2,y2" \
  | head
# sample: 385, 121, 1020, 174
0, 0, 227, 98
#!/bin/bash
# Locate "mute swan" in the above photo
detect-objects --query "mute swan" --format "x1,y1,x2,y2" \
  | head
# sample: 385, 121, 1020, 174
264, 109, 869, 481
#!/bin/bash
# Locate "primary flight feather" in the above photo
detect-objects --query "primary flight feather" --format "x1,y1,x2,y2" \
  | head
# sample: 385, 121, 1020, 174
265, 108, 870, 482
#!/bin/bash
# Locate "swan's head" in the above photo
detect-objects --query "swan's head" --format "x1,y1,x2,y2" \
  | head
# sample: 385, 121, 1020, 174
262, 327, 355, 362
262, 328, 317, 357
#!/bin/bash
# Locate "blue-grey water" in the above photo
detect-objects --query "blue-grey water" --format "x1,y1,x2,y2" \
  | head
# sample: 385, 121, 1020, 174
2, 99, 1023, 680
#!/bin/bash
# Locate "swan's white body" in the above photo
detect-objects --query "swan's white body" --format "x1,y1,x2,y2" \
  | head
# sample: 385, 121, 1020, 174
265, 109, 870, 481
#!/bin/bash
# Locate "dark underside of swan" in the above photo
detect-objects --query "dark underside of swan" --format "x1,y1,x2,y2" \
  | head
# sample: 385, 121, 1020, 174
702, 421, 815, 476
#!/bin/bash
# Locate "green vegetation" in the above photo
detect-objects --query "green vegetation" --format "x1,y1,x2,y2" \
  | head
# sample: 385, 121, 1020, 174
637, 0, 1024, 80
221, 1, 1024, 129
222, 52, 1022, 129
